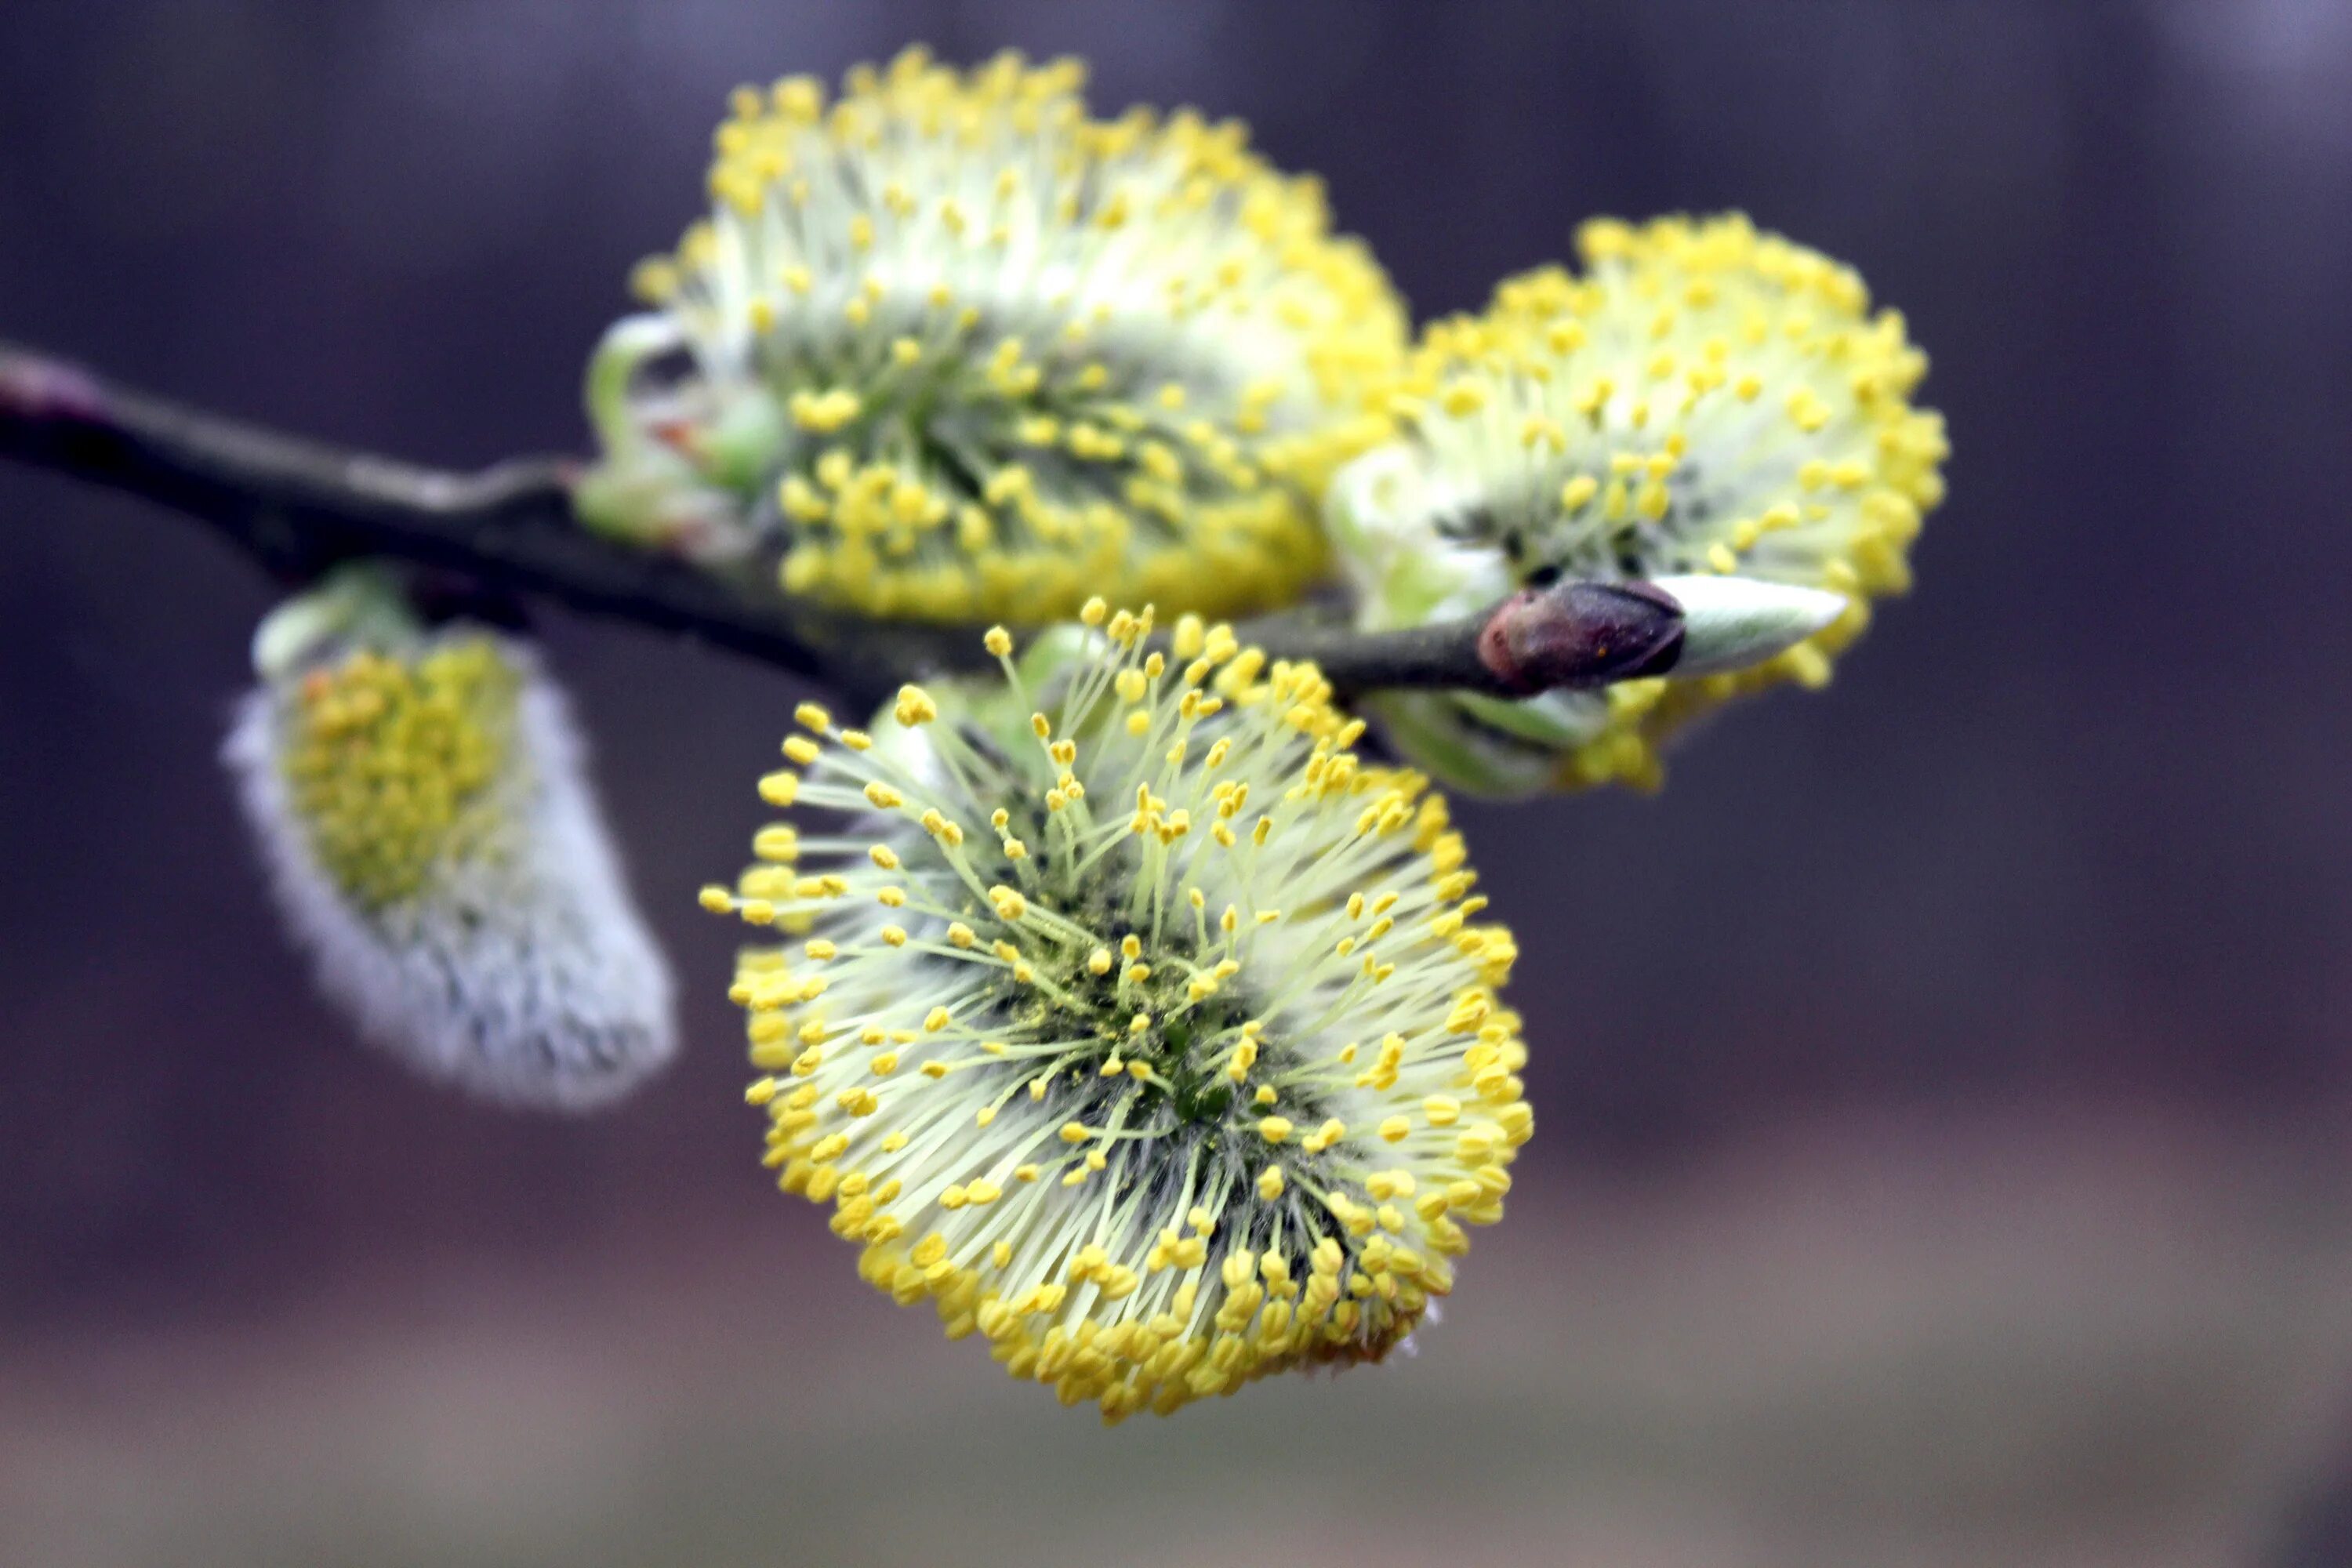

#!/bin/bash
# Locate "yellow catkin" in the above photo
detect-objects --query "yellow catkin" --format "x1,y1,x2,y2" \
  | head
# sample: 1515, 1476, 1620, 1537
276, 641, 519, 906
1336, 212, 1947, 794
713, 610, 1530, 1421
619, 46, 1409, 625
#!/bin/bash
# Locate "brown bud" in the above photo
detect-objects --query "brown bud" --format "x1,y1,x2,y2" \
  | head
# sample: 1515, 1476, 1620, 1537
1475, 580, 1685, 695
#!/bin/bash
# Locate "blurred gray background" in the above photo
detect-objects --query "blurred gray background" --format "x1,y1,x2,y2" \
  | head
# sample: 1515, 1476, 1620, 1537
3, 2, 2350, 1565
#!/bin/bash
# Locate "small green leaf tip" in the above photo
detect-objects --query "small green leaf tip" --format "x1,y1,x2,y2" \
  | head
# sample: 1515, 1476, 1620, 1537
1653, 574, 1847, 678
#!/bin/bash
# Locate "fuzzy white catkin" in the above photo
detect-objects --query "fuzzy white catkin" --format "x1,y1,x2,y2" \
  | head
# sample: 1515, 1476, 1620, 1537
223, 644, 676, 1110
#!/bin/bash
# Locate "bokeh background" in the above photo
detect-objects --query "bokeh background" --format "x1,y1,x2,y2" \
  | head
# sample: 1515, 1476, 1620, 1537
5, 2, 2351, 1564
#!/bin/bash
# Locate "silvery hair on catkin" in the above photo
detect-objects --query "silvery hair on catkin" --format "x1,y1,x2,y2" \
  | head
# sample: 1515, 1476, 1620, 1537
223, 638, 675, 1110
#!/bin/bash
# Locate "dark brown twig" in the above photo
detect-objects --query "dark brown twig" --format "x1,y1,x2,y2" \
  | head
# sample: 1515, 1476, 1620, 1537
0, 343, 1684, 706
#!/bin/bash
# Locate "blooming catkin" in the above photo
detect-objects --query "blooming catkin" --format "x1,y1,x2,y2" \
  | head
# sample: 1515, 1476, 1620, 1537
226, 631, 675, 1110
1329, 212, 1949, 795
708, 604, 1529, 1420
585, 46, 1405, 623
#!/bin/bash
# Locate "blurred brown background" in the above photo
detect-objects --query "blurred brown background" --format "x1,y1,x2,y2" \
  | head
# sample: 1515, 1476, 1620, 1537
4, 2, 2350, 1564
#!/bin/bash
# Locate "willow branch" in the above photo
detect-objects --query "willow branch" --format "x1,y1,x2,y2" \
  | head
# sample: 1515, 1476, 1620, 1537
0, 343, 1683, 703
